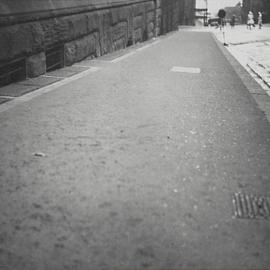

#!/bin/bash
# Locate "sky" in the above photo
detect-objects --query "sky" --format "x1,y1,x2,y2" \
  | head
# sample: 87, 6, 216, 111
196, 0, 241, 14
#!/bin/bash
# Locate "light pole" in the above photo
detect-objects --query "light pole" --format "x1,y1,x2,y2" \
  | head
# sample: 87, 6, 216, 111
205, 0, 208, 11
239, 0, 244, 24
204, 0, 208, 26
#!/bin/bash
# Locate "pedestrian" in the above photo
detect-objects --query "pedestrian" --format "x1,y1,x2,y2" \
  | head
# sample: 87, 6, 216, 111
247, 11, 254, 30
218, 17, 223, 30
218, 9, 228, 46
218, 9, 226, 31
258, 11, 263, 29
230, 15, 236, 28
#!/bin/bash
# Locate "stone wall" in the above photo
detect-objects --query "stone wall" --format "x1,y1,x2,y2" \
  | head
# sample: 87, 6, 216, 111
184, 0, 196, 25
0, 0, 195, 85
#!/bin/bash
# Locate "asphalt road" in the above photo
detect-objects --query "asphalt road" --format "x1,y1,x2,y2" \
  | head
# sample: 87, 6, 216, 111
0, 30, 270, 269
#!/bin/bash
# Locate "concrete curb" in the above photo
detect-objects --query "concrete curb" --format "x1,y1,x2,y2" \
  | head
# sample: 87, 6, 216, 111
247, 60, 270, 88
211, 32, 270, 123
229, 39, 270, 46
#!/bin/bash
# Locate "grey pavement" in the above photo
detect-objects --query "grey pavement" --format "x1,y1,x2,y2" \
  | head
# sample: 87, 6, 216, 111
210, 24, 270, 94
0, 30, 270, 270
212, 23, 270, 45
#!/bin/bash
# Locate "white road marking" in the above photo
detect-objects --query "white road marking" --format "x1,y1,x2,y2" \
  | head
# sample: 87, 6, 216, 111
170, 66, 201, 74
0, 67, 101, 113
111, 51, 136, 63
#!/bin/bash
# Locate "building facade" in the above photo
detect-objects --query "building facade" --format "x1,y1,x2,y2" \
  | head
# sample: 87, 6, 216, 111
0, 0, 196, 87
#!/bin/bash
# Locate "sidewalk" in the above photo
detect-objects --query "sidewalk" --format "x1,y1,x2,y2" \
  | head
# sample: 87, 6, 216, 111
211, 24, 270, 95
0, 38, 161, 106
213, 24, 270, 45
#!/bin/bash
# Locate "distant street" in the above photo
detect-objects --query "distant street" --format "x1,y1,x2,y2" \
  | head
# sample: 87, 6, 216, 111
0, 29, 270, 269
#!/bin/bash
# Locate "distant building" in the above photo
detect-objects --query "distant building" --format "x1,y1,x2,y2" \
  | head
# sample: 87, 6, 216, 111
224, 2, 243, 24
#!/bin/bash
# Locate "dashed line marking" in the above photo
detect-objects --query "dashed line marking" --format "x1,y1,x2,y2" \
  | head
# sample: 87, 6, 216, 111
170, 66, 201, 74
0, 67, 101, 113
111, 51, 136, 63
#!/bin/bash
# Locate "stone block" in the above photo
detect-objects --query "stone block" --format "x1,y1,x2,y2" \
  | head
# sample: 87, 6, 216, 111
86, 12, 100, 32
64, 32, 100, 65
132, 4, 145, 16
134, 28, 142, 43
147, 21, 155, 38
97, 10, 112, 55
0, 30, 11, 61
111, 6, 130, 25
26, 52, 46, 78
111, 21, 128, 49
66, 14, 88, 40
133, 15, 144, 29
145, 1, 155, 11
156, 0, 162, 8
42, 19, 66, 47
0, 22, 44, 62
147, 11, 155, 23
42, 14, 88, 48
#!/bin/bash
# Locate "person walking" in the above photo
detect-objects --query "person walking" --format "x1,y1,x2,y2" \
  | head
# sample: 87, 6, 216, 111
218, 9, 228, 46
258, 11, 263, 29
247, 11, 254, 30
230, 15, 236, 28
218, 9, 226, 31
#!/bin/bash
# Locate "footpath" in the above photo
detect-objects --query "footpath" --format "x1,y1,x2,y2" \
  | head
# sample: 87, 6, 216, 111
212, 24, 270, 95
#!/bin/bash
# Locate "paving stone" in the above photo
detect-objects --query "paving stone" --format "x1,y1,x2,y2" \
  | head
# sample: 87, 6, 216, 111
18, 76, 61, 87
47, 66, 88, 77
46, 69, 79, 78
62, 66, 89, 72
0, 83, 39, 97
0, 97, 10, 104
26, 52, 46, 77
73, 59, 97, 66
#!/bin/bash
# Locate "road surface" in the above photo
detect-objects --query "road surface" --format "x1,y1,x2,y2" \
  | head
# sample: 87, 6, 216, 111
0, 30, 270, 269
